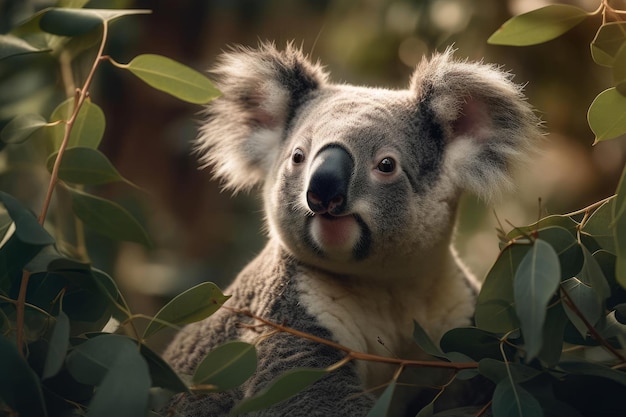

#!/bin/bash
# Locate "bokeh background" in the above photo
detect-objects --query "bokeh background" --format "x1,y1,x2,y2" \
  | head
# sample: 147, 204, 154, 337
2, 0, 625, 350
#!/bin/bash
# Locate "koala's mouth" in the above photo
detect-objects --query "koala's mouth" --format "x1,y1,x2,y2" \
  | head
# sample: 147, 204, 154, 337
308, 213, 371, 260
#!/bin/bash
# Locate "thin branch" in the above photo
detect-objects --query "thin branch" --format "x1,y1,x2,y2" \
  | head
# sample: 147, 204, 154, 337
562, 195, 614, 219
38, 20, 110, 225
226, 307, 478, 371
560, 285, 626, 362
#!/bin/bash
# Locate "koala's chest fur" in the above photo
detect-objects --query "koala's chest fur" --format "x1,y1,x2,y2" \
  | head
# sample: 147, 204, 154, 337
294, 250, 476, 388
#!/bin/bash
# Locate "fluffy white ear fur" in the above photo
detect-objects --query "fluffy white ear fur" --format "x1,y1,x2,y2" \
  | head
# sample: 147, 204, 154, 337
411, 49, 540, 201
195, 43, 327, 192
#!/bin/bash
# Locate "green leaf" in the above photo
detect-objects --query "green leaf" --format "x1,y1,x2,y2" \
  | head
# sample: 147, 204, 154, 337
440, 327, 504, 361
613, 44, 626, 95
538, 226, 582, 280
0, 34, 49, 60
49, 97, 105, 151
68, 188, 152, 247
192, 341, 256, 391
588, 88, 626, 143
492, 378, 543, 417
506, 214, 578, 241
537, 303, 567, 367
87, 354, 150, 417
40, 8, 151, 36
46, 147, 132, 186
488, 5, 588, 46
0, 336, 48, 417
125, 54, 221, 104
582, 198, 615, 253
0, 192, 54, 246
143, 282, 229, 339
561, 277, 603, 338
84, 336, 151, 417
366, 380, 396, 417
613, 164, 626, 289
579, 245, 611, 299
1, 114, 49, 145
475, 243, 529, 333
140, 343, 189, 393
559, 360, 626, 386
478, 358, 541, 384
413, 319, 446, 359
591, 22, 626, 67
231, 368, 328, 415
43, 310, 70, 379
514, 239, 561, 361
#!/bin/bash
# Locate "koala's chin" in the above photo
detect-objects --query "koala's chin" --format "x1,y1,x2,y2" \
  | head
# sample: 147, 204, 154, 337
164, 42, 540, 417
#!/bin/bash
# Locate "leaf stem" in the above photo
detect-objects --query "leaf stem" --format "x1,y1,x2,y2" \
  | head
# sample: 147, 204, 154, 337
38, 19, 109, 225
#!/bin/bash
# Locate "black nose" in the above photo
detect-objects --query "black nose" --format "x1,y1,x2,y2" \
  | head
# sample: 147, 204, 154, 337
306, 145, 353, 215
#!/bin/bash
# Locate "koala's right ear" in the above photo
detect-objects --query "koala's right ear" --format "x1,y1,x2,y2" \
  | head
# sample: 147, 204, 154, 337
196, 43, 328, 191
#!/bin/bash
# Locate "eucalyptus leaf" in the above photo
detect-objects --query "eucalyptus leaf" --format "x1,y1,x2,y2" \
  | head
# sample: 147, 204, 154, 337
68, 188, 152, 248
538, 303, 567, 367
439, 327, 504, 361
506, 215, 578, 241
192, 341, 256, 391
613, 164, 626, 289
588, 88, 626, 143
231, 368, 328, 415
492, 378, 543, 417
488, 5, 588, 46
613, 44, 626, 95
582, 198, 615, 253
40, 8, 151, 37
143, 282, 229, 339
478, 358, 541, 384
413, 319, 446, 359
1, 113, 49, 145
0, 336, 48, 417
42, 310, 70, 379
140, 344, 189, 393
46, 147, 131, 186
366, 380, 397, 417
85, 337, 151, 417
125, 54, 220, 104
591, 22, 626, 67
0, 34, 49, 60
559, 360, 626, 386
49, 97, 105, 151
514, 238, 561, 361
475, 243, 528, 333
0, 191, 54, 246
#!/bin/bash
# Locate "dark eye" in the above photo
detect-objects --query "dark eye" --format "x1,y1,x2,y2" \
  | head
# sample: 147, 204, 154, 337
376, 157, 396, 173
292, 148, 305, 164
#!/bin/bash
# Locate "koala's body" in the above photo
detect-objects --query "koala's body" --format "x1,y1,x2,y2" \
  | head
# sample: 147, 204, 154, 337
164, 44, 538, 416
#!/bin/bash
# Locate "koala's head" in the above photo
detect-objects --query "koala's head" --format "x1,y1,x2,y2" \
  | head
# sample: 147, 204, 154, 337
197, 43, 539, 278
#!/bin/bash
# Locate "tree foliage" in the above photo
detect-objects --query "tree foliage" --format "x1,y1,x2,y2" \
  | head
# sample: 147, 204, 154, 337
0, 1, 625, 417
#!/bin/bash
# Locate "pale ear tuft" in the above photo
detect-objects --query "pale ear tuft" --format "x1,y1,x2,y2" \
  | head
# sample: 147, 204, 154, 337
195, 42, 327, 192
411, 48, 541, 201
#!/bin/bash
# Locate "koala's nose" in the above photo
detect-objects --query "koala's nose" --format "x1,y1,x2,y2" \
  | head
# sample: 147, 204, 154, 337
306, 145, 353, 215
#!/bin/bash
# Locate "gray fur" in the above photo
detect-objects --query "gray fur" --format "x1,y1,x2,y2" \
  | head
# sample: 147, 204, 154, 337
164, 43, 540, 416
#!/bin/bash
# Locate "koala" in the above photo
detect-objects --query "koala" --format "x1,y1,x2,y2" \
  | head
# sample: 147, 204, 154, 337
163, 43, 539, 416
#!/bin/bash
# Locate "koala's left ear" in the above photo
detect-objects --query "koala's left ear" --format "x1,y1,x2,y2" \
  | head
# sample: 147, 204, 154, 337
411, 50, 540, 200
196, 42, 327, 192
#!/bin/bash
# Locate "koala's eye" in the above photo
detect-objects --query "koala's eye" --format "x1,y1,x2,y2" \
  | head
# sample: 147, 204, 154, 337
292, 148, 305, 164
376, 157, 396, 174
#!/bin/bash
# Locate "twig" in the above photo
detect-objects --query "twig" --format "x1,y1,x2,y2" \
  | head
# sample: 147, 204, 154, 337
560, 284, 626, 362
226, 307, 479, 371
38, 20, 110, 225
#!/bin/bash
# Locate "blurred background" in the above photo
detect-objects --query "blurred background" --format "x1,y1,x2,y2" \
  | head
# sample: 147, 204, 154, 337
1, 0, 625, 350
